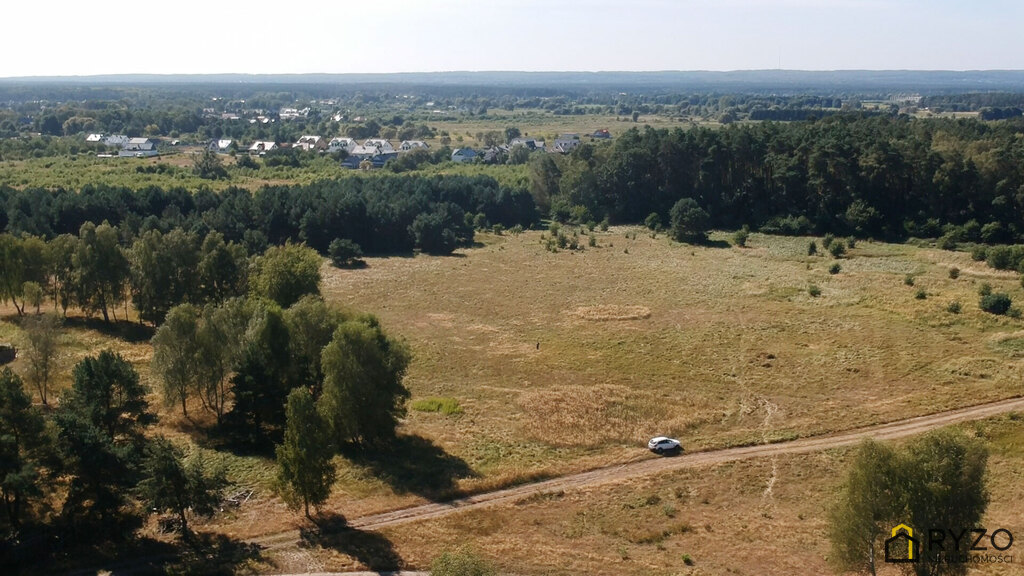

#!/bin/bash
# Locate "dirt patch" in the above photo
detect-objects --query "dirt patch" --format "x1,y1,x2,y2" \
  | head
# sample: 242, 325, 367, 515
566, 305, 651, 321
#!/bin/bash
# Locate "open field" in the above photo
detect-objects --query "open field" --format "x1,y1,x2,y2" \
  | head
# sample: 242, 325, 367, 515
5, 228, 1024, 573
319, 229, 1024, 481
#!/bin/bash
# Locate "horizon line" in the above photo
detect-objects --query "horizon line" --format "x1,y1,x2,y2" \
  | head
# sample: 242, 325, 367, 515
4, 68, 1024, 81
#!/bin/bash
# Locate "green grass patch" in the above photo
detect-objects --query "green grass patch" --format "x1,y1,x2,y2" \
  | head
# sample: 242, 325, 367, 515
411, 396, 464, 415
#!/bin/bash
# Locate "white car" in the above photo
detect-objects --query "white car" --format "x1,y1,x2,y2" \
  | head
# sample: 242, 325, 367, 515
648, 436, 682, 454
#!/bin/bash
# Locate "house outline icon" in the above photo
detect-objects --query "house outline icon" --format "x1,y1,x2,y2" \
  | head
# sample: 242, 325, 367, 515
885, 523, 918, 563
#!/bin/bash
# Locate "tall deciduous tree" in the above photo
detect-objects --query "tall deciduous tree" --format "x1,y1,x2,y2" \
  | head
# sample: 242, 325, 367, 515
828, 440, 901, 576
198, 231, 248, 303
22, 313, 62, 405
250, 243, 322, 308
318, 318, 410, 447
130, 229, 200, 325
196, 298, 249, 424
47, 234, 78, 317
151, 304, 201, 418
276, 387, 335, 520
828, 431, 988, 576
904, 430, 988, 576
0, 234, 27, 315
284, 296, 346, 393
74, 222, 129, 323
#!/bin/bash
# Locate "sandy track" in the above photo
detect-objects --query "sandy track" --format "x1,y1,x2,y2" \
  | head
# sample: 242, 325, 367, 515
256, 395, 1024, 548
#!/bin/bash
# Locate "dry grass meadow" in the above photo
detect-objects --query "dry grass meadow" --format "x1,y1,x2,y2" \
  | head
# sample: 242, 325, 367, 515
5, 227, 1024, 574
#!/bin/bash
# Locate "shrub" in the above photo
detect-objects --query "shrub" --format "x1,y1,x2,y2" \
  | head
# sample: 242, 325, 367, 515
904, 274, 915, 286
947, 301, 962, 314
938, 234, 958, 250
328, 238, 363, 268
1010, 307, 1023, 319
509, 224, 524, 235
828, 240, 847, 258
970, 245, 988, 261
569, 205, 592, 225
669, 198, 710, 242
491, 224, 504, 235
979, 283, 993, 296
588, 234, 597, 247
948, 267, 960, 279
829, 263, 841, 275
822, 234, 835, 250
548, 222, 560, 235
644, 212, 662, 231
846, 236, 857, 249
985, 246, 1013, 270
236, 154, 259, 170
599, 218, 610, 232
682, 554, 695, 566
915, 288, 927, 300
556, 232, 568, 249
431, 548, 495, 576
980, 292, 1012, 315
733, 226, 750, 248
808, 241, 818, 256
808, 284, 822, 297
411, 397, 463, 415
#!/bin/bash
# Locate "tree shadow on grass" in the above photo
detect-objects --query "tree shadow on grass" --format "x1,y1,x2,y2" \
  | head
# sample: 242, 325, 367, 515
693, 237, 732, 249
300, 513, 402, 572
62, 316, 156, 343
4, 527, 266, 575
344, 434, 476, 501
164, 532, 269, 576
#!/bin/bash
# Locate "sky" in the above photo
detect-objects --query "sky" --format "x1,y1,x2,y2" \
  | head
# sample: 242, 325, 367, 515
2, 0, 1022, 77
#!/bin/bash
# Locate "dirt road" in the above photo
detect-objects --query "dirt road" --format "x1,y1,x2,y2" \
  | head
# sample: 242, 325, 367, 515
256, 395, 1024, 549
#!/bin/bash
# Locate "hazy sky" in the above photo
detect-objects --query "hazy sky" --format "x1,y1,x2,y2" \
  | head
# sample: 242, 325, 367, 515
2, 0, 1022, 77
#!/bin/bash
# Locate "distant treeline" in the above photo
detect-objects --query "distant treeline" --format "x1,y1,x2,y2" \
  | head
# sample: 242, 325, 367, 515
921, 92, 1024, 112
536, 114, 1024, 242
978, 107, 1023, 121
0, 174, 537, 254
9, 114, 1024, 251
748, 108, 861, 121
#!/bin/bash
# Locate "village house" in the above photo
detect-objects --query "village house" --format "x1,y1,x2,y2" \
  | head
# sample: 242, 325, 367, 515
399, 140, 429, 151
248, 141, 279, 155
509, 137, 539, 150
554, 133, 582, 154
103, 134, 130, 147
293, 135, 324, 151
328, 137, 357, 154
118, 138, 159, 158
451, 148, 478, 163
351, 138, 395, 156
208, 139, 233, 153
